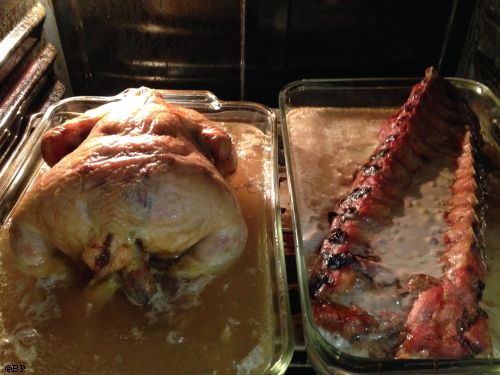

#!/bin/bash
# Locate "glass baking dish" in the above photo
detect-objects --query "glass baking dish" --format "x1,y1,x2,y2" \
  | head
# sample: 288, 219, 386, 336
0, 90, 293, 374
279, 77, 500, 374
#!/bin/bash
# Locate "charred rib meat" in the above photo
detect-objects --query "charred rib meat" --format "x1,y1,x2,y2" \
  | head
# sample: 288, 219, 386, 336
309, 68, 490, 359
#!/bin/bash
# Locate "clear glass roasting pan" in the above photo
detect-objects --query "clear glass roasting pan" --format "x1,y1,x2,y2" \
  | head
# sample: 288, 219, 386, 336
0, 89, 294, 374
279, 77, 500, 374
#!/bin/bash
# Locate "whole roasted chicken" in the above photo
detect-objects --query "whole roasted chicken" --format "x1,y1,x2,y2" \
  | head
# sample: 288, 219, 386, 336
9, 87, 248, 306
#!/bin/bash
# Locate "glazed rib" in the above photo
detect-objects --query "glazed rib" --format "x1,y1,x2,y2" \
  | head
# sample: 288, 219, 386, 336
398, 128, 489, 358
309, 68, 490, 358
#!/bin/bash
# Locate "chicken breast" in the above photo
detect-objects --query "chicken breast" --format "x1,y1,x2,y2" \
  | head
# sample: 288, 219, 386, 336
9, 87, 247, 305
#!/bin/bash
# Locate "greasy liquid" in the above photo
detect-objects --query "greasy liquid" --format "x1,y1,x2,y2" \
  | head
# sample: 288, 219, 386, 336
370, 159, 454, 286
287, 107, 456, 278
287, 107, 498, 356
0, 123, 274, 374
334, 159, 454, 320
286, 107, 392, 252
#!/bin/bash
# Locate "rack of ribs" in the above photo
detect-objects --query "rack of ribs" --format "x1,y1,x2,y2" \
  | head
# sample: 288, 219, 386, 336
308, 68, 490, 359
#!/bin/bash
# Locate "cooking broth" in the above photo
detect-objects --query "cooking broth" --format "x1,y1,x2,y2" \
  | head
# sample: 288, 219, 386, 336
286, 107, 391, 253
0, 123, 274, 375
286, 106, 499, 356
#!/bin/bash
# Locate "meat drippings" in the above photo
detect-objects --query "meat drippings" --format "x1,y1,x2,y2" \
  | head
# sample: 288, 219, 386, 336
336, 159, 454, 320
371, 159, 454, 286
286, 107, 391, 253
0, 123, 274, 375
286, 107, 468, 356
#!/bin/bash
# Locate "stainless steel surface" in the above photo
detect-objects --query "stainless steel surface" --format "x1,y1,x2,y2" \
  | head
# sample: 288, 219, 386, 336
0, 43, 57, 167
0, 79, 65, 194
0, 112, 40, 174
0, 1, 67, 179
38, 0, 73, 95
0, 0, 37, 40
458, 0, 500, 96
0, 3, 45, 78
53, 0, 242, 98
33, 78, 65, 112
52, 0, 476, 107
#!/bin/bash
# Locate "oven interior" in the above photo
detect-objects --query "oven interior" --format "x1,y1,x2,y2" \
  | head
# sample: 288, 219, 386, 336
0, 1, 498, 373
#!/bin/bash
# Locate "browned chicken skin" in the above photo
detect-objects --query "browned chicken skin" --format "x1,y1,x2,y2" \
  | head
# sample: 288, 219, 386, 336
10, 87, 248, 306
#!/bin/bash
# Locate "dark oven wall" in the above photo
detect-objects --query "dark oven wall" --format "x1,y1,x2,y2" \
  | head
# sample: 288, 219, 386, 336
53, 0, 476, 107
